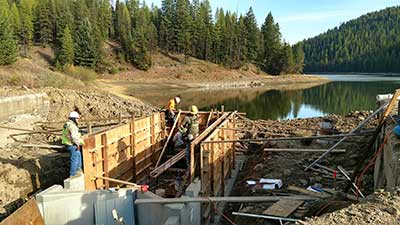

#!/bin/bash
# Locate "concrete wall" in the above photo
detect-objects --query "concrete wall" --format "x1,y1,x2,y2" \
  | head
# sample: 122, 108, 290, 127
135, 179, 201, 225
0, 93, 49, 122
36, 182, 135, 225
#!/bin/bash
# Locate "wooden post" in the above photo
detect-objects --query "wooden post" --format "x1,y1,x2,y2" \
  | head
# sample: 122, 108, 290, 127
221, 129, 225, 196
210, 138, 215, 223
130, 115, 136, 182
232, 117, 236, 170
190, 144, 195, 181
87, 122, 92, 134
101, 133, 109, 188
150, 113, 156, 164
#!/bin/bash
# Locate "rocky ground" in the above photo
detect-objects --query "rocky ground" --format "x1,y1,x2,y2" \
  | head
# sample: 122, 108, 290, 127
0, 87, 156, 220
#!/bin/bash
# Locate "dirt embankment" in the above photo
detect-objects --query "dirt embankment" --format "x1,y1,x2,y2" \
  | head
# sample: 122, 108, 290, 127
99, 52, 329, 92
0, 87, 156, 220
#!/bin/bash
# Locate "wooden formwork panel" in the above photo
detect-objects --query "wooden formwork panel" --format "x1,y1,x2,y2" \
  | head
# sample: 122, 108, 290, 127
200, 115, 237, 222
0, 199, 45, 225
82, 112, 165, 190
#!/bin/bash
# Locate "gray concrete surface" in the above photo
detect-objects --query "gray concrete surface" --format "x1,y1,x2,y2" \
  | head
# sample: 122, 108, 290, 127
0, 93, 49, 122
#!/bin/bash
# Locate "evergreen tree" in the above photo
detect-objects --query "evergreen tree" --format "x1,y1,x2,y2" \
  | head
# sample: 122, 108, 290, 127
159, 0, 174, 51
35, 0, 52, 46
243, 7, 260, 63
292, 42, 305, 73
303, 6, 400, 73
174, 0, 191, 54
0, 0, 18, 65
74, 18, 98, 68
9, 2, 21, 40
56, 25, 74, 66
19, 0, 34, 57
260, 12, 282, 75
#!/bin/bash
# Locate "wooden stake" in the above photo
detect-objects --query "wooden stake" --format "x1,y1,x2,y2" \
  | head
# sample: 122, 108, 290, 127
94, 176, 140, 190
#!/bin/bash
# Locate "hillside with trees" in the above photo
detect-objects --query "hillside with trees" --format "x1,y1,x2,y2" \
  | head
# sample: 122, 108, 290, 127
302, 6, 400, 73
0, 0, 304, 76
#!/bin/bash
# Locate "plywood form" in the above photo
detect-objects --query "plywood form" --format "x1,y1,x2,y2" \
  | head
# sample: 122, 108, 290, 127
0, 199, 45, 225
82, 112, 165, 190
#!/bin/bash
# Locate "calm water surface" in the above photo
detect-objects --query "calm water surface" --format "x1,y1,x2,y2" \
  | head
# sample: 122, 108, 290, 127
199, 75, 400, 120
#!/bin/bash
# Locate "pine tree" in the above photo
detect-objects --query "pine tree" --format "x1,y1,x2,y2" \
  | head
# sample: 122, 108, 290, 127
9, 2, 21, 40
56, 25, 74, 66
0, 0, 18, 65
19, 0, 34, 57
74, 18, 98, 68
117, 4, 133, 61
35, 0, 52, 46
159, 0, 175, 51
174, 0, 191, 54
281, 42, 295, 74
292, 42, 305, 73
243, 7, 260, 63
260, 12, 282, 75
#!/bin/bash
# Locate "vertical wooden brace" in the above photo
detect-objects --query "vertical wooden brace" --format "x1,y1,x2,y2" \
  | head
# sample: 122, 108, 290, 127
101, 133, 109, 188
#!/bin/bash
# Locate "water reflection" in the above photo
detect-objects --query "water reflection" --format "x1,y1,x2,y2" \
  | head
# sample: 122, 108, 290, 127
201, 78, 400, 120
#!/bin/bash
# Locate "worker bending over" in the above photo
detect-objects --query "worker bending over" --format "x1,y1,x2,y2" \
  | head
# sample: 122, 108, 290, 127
166, 96, 181, 126
62, 111, 84, 177
179, 105, 199, 167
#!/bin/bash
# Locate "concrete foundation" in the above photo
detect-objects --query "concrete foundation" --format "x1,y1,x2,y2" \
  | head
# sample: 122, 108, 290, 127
36, 174, 135, 225
0, 93, 49, 122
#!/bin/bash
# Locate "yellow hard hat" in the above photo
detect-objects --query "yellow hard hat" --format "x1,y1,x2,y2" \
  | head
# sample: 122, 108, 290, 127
190, 105, 198, 115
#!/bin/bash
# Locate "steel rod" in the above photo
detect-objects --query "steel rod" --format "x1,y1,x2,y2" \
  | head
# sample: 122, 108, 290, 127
232, 212, 303, 223
202, 131, 374, 144
134, 195, 317, 204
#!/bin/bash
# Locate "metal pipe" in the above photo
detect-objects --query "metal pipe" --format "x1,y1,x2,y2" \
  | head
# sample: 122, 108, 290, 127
232, 212, 303, 223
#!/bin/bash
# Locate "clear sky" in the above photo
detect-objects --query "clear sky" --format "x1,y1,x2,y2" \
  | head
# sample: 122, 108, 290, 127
145, 0, 399, 44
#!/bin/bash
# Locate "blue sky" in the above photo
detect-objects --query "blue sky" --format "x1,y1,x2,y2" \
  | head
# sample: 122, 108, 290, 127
145, 0, 399, 44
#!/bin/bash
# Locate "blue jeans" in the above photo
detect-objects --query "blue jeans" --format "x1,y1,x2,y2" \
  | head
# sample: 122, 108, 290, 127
66, 145, 82, 176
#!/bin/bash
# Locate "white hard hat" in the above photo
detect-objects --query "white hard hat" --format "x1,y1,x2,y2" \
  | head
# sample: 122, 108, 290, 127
175, 96, 181, 104
69, 111, 80, 119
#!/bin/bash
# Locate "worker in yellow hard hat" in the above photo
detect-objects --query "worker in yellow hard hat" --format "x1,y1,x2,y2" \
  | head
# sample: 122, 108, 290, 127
179, 105, 199, 168
165, 95, 181, 126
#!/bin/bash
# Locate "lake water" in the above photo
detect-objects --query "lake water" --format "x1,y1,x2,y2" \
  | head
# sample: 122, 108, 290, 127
198, 75, 400, 120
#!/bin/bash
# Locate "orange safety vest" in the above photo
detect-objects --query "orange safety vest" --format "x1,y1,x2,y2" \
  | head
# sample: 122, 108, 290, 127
167, 99, 176, 111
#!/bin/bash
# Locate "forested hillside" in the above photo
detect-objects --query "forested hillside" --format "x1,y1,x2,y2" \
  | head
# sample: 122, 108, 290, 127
0, 0, 304, 75
303, 6, 400, 73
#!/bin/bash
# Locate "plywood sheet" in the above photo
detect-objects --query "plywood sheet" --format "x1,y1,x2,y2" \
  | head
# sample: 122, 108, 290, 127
262, 199, 304, 217
0, 199, 45, 225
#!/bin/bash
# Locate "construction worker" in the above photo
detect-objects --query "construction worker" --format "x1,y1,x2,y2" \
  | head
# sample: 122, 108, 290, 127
62, 111, 84, 177
179, 105, 199, 167
166, 96, 181, 126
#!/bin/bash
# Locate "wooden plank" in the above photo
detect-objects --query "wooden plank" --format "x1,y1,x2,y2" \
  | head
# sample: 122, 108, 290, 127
135, 195, 317, 204
155, 111, 182, 167
83, 135, 97, 190
101, 133, 109, 188
262, 199, 304, 217
265, 148, 346, 153
287, 186, 331, 199
0, 199, 45, 225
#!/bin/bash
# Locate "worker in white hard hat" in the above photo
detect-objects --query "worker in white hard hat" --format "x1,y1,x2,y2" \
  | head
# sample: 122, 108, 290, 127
165, 95, 181, 126
179, 105, 199, 168
62, 111, 84, 177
